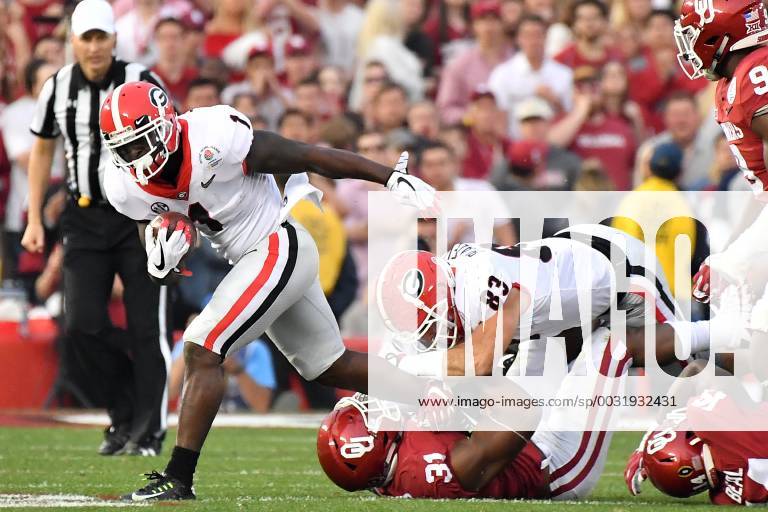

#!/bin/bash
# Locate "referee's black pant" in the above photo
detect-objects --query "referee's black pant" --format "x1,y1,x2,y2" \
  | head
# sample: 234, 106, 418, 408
61, 202, 170, 442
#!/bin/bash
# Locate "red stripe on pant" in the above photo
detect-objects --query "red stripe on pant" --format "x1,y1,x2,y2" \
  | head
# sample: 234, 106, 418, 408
204, 231, 281, 351
549, 339, 615, 481
550, 354, 632, 497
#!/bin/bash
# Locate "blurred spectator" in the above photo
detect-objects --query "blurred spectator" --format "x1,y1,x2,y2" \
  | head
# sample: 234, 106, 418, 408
610, 0, 653, 30
203, 0, 258, 59
710, 134, 741, 192
169, 332, 276, 413
492, 96, 582, 190
351, 0, 424, 110
151, 17, 199, 108
555, 0, 622, 73
613, 142, 700, 296
315, 0, 364, 73
1, 59, 60, 280
318, 65, 349, 118
462, 87, 509, 180
355, 60, 388, 121
489, 14, 573, 137
573, 158, 614, 191
626, 9, 707, 133
278, 108, 312, 143
317, 114, 359, 150
336, 131, 388, 296
184, 77, 222, 111
500, 0, 524, 44
232, 92, 260, 125
0, 1, 32, 103
406, 100, 440, 144
438, 124, 469, 165
221, 41, 286, 129
32, 35, 64, 69
17, 0, 63, 44
418, 140, 516, 246
402, 0, 434, 79
254, 0, 319, 44
281, 34, 318, 90
115, 0, 162, 66
548, 65, 637, 190
523, 0, 572, 56
198, 57, 230, 92
436, 0, 513, 125
292, 78, 327, 129
634, 92, 714, 190
371, 82, 409, 134
423, 0, 473, 66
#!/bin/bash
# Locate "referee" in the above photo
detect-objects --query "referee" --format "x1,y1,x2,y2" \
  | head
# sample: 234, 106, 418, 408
21, 0, 170, 456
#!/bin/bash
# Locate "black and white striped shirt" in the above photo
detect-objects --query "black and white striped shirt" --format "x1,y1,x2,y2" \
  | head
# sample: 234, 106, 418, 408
30, 59, 162, 206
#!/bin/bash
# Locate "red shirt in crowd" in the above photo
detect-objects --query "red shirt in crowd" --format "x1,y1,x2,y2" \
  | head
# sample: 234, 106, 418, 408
150, 66, 199, 107
462, 130, 509, 180
202, 32, 242, 59
568, 113, 636, 190
626, 46, 707, 133
554, 44, 624, 71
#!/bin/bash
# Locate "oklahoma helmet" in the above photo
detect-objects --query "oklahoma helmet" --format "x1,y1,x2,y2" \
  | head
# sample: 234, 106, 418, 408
100, 81, 179, 185
643, 427, 714, 498
675, 0, 768, 80
376, 250, 461, 351
317, 394, 402, 491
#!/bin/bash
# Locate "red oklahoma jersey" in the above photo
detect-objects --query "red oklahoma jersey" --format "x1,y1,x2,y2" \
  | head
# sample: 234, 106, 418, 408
715, 45, 768, 200
376, 431, 549, 499
687, 390, 768, 505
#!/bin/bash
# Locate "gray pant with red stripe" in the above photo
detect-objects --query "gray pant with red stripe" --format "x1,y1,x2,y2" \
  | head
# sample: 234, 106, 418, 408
184, 220, 345, 380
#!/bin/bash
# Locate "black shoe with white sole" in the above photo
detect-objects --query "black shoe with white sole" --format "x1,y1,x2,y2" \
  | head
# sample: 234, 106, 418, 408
122, 471, 195, 501
98, 426, 129, 456
116, 432, 165, 456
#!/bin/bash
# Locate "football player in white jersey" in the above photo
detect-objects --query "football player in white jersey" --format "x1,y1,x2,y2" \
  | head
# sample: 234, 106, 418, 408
376, 224, 680, 476
98, 81, 436, 501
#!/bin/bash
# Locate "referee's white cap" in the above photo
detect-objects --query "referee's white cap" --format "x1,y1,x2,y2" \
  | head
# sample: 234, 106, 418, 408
71, 0, 116, 37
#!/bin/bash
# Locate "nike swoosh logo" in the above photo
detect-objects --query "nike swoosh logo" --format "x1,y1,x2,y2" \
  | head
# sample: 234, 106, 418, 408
201, 174, 216, 188
396, 176, 415, 192
155, 244, 165, 271
131, 491, 166, 501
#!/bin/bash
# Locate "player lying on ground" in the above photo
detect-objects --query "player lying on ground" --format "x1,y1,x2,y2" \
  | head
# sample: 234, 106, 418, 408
319, 326, 647, 500
376, 223, 685, 491
677, 0, 768, 330
98, 81, 436, 501
624, 352, 768, 505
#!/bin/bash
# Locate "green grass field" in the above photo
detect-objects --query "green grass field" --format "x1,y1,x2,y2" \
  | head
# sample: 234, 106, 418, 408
0, 427, 716, 511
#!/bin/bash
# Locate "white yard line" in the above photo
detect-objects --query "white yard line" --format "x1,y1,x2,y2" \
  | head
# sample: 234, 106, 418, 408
0, 494, 142, 508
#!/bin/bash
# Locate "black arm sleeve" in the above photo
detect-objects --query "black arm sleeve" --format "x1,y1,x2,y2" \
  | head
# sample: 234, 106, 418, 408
245, 130, 393, 185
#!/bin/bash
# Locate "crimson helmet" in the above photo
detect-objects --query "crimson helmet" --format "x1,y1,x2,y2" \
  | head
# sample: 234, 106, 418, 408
675, 0, 768, 81
100, 81, 179, 185
376, 250, 461, 352
642, 427, 714, 498
317, 394, 402, 491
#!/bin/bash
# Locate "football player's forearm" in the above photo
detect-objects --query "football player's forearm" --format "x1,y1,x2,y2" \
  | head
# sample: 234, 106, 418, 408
26, 138, 55, 224
248, 130, 392, 184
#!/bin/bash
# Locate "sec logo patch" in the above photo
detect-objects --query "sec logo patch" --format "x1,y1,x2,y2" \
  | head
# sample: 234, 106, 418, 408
151, 201, 170, 214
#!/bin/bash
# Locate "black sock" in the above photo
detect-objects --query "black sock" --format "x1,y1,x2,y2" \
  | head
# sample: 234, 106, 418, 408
165, 446, 200, 487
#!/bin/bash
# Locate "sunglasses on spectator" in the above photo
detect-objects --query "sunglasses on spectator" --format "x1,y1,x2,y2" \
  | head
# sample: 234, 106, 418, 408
365, 75, 387, 84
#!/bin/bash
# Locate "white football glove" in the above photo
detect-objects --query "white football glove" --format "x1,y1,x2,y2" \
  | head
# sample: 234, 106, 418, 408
144, 223, 192, 279
386, 151, 438, 212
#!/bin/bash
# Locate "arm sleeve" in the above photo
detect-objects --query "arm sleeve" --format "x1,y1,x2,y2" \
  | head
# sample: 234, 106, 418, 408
29, 74, 60, 139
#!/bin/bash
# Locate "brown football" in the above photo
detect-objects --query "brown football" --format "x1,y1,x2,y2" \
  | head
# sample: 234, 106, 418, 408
149, 211, 199, 263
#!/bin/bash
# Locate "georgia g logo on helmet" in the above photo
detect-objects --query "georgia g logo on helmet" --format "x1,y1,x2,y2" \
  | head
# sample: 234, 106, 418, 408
401, 269, 425, 299
149, 87, 169, 109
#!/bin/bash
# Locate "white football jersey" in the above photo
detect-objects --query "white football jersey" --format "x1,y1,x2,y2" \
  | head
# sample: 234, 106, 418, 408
443, 237, 614, 341
105, 105, 305, 263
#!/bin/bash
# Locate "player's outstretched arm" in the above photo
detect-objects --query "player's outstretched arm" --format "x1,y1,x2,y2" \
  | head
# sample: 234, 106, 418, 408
450, 430, 534, 492
246, 130, 393, 184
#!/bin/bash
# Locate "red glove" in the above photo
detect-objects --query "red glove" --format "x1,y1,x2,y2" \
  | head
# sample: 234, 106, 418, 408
624, 449, 647, 496
692, 257, 711, 304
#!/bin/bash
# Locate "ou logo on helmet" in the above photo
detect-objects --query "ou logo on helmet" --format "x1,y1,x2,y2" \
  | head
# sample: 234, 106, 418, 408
340, 436, 375, 459
694, 0, 715, 25
149, 87, 169, 109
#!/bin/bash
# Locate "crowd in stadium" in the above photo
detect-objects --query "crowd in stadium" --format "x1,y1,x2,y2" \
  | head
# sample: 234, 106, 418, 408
0, 0, 724, 412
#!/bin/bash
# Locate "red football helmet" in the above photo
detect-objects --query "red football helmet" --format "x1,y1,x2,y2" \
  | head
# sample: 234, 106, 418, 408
376, 250, 460, 352
642, 427, 714, 498
317, 394, 402, 491
100, 81, 179, 185
675, 0, 768, 80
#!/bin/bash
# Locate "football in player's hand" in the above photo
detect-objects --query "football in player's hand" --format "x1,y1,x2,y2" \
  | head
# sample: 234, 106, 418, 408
149, 211, 198, 267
